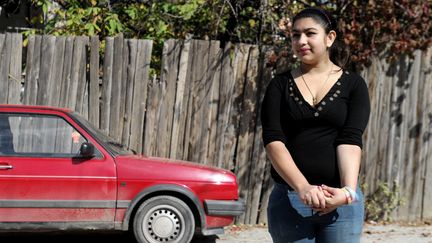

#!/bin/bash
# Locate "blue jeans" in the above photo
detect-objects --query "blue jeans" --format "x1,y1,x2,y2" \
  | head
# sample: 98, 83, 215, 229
267, 183, 364, 243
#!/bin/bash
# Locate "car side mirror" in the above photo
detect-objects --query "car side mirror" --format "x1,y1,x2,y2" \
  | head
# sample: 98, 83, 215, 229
79, 142, 95, 158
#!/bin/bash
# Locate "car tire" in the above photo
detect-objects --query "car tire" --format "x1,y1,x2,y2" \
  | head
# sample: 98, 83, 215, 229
133, 195, 195, 243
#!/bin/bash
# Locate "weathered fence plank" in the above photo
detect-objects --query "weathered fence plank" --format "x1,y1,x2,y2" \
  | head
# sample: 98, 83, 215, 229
75, 36, 90, 117
50, 36, 65, 107
248, 46, 274, 224
109, 35, 124, 141
0, 34, 12, 103
205, 40, 222, 165
89, 36, 100, 126
361, 56, 392, 189
170, 38, 191, 159
7, 33, 22, 105
69, 36, 87, 111
128, 39, 152, 154
36, 35, 55, 105
23, 35, 41, 105
420, 48, 432, 220
214, 42, 236, 170
0, 35, 6, 102
119, 37, 128, 140
255, 53, 274, 223
231, 43, 252, 223
398, 50, 424, 220
121, 39, 136, 149
178, 41, 194, 160
143, 75, 160, 155
58, 36, 74, 108
237, 45, 261, 224
187, 40, 211, 163
101, 37, 114, 134
258, 162, 273, 224
155, 39, 182, 158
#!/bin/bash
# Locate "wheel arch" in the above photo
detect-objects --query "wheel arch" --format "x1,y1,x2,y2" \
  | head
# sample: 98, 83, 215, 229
120, 184, 206, 234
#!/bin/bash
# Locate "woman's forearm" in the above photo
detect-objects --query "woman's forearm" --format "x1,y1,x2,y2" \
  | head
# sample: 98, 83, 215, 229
265, 141, 309, 192
336, 144, 362, 189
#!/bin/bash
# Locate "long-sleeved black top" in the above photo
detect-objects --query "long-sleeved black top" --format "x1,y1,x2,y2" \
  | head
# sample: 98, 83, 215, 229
261, 70, 370, 188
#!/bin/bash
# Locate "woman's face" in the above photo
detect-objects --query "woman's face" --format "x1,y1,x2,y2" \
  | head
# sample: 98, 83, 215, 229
291, 17, 334, 65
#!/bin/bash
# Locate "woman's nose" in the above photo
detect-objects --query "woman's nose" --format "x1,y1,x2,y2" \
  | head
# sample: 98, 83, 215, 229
298, 33, 307, 44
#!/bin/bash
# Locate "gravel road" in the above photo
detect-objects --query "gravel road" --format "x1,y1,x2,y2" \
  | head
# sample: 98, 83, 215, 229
0, 223, 431, 242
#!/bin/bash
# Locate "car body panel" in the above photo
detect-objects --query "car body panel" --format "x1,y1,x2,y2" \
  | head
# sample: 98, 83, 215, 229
0, 109, 117, 223
0, 104, 244, 235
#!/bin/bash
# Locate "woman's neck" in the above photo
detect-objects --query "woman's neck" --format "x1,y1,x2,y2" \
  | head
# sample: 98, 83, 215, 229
301, 59, 333, 75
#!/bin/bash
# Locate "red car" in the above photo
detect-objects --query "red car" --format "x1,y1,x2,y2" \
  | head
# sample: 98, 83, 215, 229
0, 104, 244, 243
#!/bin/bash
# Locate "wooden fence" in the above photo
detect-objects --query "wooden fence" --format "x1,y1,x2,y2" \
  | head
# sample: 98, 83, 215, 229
0, 32, 431, 223
361, 50, 432, 221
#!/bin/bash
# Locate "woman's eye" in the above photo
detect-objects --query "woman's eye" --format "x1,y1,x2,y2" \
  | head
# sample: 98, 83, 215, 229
306, 32, 316, 36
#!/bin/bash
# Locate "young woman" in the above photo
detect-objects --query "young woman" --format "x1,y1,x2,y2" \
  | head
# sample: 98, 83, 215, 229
261, 7, 371, 243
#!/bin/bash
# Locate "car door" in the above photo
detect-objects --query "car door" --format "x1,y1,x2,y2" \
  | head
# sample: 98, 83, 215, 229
0, 111, 117, 227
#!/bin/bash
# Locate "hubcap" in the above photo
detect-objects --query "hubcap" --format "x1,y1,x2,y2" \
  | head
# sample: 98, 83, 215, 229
143, 205, 184, 242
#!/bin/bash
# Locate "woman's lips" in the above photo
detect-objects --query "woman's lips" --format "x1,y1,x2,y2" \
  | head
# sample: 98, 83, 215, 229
299, 48, 310, 55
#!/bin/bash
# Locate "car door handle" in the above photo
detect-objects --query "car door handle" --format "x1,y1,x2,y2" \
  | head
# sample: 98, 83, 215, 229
0, 164, 13, 170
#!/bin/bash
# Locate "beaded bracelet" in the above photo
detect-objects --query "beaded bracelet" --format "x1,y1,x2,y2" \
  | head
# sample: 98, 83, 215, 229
343, 186, 358, 203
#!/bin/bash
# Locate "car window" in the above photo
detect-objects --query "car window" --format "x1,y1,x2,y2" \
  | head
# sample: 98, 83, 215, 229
0, 114, 14, 154
0, 113, 89, 157
71, 112, 134, 155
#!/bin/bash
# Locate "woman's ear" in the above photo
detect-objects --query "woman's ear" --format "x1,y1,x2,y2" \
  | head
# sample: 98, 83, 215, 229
326, 30, 337, 48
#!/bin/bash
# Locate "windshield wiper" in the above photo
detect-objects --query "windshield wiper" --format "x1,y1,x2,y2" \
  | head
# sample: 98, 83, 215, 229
107, 141, 138, 155
107, 141, 125, 148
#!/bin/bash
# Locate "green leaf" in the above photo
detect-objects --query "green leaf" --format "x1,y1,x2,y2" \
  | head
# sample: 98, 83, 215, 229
249, 19, 256, 28
42, 3, 48, 14
109, 19, 116, 32
85, 23, 95, 36
125, 8, 137, 20
156, 21, 168, 35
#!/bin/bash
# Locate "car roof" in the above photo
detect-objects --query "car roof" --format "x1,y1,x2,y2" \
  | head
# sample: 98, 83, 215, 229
0, 104, 72, 113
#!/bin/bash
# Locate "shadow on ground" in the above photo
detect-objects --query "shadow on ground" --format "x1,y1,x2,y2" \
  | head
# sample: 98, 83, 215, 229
0, 231, 219, 243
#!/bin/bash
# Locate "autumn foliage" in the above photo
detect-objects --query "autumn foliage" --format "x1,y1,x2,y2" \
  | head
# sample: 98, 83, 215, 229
12, 0, 432, 68
269, 0, 431, 67
338, 0, 431, 64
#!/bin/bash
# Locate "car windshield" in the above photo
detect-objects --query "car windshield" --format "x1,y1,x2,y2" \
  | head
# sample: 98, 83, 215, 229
70, 112, 134, 155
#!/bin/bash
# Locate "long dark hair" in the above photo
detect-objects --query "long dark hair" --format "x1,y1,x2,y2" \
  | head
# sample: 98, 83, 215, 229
292, 7, 350, 68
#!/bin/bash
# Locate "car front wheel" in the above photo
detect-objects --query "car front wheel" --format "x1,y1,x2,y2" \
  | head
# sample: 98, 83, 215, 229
133, 195, 195, 243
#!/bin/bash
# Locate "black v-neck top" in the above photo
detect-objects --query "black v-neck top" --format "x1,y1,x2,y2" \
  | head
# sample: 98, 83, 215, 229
261, 70, 370, 187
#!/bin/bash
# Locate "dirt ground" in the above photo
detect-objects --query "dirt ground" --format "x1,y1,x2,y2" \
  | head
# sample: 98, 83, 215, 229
214, 222, 432, 243
0, 222, 431, 242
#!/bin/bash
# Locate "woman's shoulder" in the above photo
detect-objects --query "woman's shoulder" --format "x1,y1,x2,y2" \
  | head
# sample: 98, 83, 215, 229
341, 69, 368, 89
266, 70, 292, 88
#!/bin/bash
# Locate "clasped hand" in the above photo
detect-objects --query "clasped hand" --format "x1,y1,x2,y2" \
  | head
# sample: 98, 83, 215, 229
299, 184, 347, 215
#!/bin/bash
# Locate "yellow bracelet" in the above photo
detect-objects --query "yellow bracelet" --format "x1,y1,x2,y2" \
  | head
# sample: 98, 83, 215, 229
341, 187, 352, 204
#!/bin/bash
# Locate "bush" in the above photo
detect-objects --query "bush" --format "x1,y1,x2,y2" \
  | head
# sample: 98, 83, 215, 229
363, 181, 405, 222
